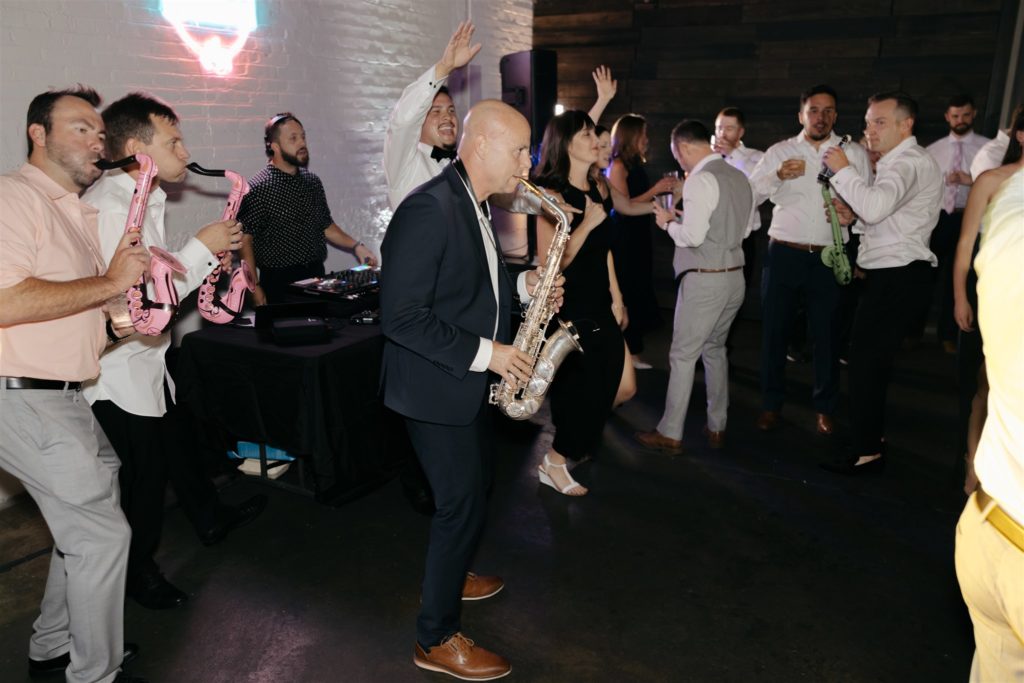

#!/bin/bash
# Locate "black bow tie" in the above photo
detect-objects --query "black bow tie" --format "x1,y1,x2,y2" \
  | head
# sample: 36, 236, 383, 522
431, 146, 457, 163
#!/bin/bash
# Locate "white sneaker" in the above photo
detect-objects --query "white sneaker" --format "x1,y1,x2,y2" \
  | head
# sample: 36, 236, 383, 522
632, 357, 653, 370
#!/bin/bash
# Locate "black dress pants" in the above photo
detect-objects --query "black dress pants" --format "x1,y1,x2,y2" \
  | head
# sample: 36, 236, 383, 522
760, 241, 841, 414
931, 209, 964, 343
92, 396, 221, 582
849, 261, 933, 456
405, 401, 493, 649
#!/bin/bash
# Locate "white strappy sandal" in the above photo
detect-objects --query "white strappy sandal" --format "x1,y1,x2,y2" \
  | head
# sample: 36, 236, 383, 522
538, 454, 588, 496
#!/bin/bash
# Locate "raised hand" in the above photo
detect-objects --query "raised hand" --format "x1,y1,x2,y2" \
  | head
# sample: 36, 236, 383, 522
592, 65, 617, 103
436, 20, 482, 80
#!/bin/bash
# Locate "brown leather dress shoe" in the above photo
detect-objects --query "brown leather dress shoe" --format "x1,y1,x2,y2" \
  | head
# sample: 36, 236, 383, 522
462, 573, 503, 601
755, 411, 781, 431
414, 633, 511, 681
815, 413, 834, 436
634, 430, 683, 455
703, 426, 725, 449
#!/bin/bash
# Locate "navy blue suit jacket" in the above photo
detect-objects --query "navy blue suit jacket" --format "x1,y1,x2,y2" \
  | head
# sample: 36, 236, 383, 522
380, 164, 514, 425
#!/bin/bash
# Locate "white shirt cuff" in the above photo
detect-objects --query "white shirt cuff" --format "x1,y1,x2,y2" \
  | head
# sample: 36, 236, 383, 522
517, 271, 533, 303
179, 237, 218, 274
469, 338, 493, 373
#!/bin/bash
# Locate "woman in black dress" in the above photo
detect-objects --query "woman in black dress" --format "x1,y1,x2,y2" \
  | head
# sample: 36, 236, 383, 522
532, 111, 635, 496
607, 114, 676, 369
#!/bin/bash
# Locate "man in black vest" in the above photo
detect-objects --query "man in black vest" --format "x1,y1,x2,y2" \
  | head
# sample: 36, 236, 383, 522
381, 100, 560, 681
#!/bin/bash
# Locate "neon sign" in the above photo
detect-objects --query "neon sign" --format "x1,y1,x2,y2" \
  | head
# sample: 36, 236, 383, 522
160, 0, 257, 76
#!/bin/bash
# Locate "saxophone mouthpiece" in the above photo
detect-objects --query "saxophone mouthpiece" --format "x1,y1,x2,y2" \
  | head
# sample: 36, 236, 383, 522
95, 156, 138, 170
186, 162, 227, 177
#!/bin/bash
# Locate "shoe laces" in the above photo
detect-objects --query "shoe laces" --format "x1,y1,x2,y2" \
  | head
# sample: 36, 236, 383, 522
442, 633, 475, 655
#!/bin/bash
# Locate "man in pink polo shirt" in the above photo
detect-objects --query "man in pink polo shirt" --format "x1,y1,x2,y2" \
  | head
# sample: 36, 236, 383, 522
0, 86, 150, 683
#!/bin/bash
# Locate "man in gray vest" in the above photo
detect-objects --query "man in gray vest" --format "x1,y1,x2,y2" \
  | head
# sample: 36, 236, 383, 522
635, 120, 755, 453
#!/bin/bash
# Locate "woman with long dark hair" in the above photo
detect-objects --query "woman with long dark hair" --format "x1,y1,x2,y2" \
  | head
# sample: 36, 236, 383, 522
951, 107, 1024, 493
607, 114, 676, 369
531, 111, 637, 496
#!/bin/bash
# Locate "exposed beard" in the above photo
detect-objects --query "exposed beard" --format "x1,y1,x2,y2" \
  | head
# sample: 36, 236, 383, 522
951, 123, 971, 136
806, 128, 831, 142
47, 139, 101, 190
281, 149, 309, 168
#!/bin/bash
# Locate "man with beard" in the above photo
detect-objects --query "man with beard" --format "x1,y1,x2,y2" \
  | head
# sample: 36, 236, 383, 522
238, 112, 377, 305
749, 85, 871, 436
924, 94, 990, 354
0, 86, 150, 683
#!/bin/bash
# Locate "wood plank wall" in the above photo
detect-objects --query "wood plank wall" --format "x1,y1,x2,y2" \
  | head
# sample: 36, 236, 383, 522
535, 0, 1009, 172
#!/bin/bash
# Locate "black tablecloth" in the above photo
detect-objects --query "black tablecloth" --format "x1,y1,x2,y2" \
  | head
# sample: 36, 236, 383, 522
176, 322, 403, 502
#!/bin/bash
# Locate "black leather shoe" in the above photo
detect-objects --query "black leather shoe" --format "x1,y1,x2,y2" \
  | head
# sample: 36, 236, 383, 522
128, 570, 189, 610
113, 675, 149, 683
820, 453, 886, 475
29, 643, 138, 678
199, 494, 268, 546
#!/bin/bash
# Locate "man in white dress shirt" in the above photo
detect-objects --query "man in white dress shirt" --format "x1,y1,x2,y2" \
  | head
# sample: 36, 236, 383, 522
954, 166, 1024, 682
821, 91, 942, 474
749, 85, 871, 436
924, 95, 990, 353
634, 120, 754, 453
84, 93, 266, 609
713, 107, 764, 176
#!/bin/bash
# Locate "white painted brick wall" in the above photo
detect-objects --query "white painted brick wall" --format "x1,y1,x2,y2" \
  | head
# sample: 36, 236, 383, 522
0, 0, 532, 505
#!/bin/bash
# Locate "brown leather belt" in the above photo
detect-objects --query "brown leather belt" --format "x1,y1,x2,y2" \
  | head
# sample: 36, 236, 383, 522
0, 377, 82, 391
976, 487, 1024, 552
771, 238, 829, 253
681, 266, 743, 276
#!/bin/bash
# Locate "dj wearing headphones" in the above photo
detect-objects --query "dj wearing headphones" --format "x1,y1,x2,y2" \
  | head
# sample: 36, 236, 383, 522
238, 112, 377, 305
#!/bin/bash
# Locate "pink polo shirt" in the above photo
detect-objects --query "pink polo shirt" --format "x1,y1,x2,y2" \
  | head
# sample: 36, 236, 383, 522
0, 164, 106, 381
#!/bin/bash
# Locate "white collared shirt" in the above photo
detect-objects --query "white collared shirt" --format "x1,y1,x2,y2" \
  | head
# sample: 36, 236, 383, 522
384, 67, 451, 210
829, 136, 942, 270
925, 130, 990, 209
665, 153, 756, 248
750, 131, 872, 245
82, 170, 218, 417
718, 141, 764, 177
973, 167, 1024, 525
970, 130, 1010, 181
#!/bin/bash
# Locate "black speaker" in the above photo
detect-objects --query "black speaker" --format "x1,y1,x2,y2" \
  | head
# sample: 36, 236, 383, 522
500, 49, 557, 152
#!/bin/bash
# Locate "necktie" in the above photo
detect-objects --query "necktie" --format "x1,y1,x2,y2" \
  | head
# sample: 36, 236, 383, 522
430, 146, 457, 163
943, 139, 963, 214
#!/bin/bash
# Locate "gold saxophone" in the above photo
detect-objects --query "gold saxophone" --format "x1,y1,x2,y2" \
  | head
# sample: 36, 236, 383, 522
489, 177, 582, 420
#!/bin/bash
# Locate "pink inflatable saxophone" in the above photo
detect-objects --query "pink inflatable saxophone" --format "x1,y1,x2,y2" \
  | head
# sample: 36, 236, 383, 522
186, 162, 254, 323
96, 154, 187, 336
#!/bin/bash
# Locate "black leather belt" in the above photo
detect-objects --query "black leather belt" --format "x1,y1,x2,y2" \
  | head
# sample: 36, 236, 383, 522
1, 377, 82, 391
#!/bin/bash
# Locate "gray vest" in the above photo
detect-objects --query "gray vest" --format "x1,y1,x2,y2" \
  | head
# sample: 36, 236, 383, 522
673, 158, 753, 278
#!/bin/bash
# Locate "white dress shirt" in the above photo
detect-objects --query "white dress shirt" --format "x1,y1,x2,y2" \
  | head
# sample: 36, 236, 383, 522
716, 141, 764, 177
82, 170, 218, 417
973, 167, 1024, 524
926, 130, 990, 209
451, 174, 532, 373
666, 153, 757, 247
384, 67, 450, 210
750, 131, 872, 245
970, 130, 1010, 180
829, 136, 943, 270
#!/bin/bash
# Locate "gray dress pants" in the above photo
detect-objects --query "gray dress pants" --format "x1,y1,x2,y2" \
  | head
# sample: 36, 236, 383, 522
0, 384, 130, 683
657, 270, 745, 439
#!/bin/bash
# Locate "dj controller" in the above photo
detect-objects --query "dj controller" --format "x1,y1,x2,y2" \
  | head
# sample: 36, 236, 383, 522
290, 265, 380, 317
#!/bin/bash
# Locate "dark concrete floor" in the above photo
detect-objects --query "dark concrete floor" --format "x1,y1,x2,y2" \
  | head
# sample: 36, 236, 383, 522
0, 305, 975, 682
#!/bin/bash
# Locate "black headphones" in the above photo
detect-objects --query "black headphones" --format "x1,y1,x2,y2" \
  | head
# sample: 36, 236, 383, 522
264, 113, 296, 156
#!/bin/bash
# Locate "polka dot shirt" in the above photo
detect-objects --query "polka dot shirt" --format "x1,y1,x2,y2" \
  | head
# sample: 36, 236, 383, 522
238, 164, 334, 268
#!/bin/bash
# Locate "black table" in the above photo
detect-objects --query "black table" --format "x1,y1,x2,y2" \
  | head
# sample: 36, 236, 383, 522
176, 322, 405, 505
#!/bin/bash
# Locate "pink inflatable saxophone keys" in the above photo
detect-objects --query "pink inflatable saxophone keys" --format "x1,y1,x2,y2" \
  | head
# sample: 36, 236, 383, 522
96, 154, 187, 336
187, 162, 254, 323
